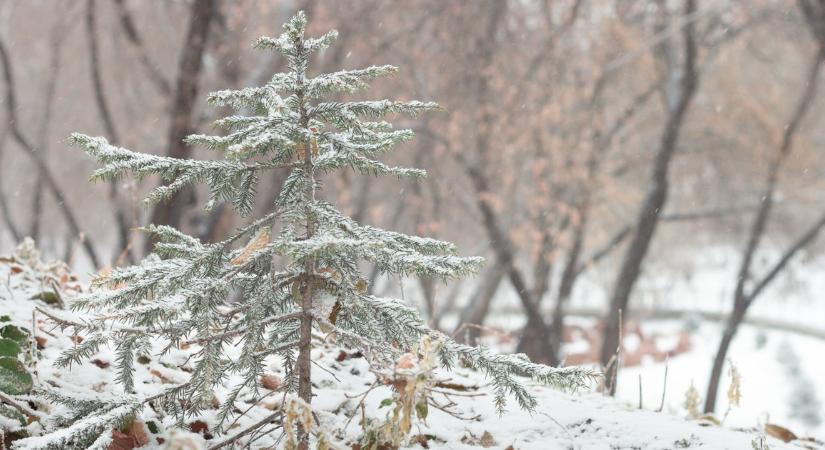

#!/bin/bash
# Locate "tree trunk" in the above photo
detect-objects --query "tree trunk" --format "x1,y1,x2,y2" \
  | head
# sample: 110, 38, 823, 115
549, 212, 588, 365
86, 0, 135, 264
704, 303, 745, 412
600, 0, 698, 385
0, 36, 101, 268
147, 0, 218, 250
702, 20, 825, 412
454, 262, 506, 345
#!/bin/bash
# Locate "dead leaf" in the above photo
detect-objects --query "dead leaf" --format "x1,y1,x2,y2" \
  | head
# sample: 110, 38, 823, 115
765, 423, 797, 443
479, 431, 496, 448
261, 374, 282, 391
93, 359, 110, 369
336, 350, 363, 362
230, 228, 271, 266
149, 369, 175, 384
107, 421, 149, 450
189, 420, 213, 440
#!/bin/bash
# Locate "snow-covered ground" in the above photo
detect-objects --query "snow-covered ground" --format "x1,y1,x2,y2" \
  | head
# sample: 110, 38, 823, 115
0, 242, 816, 449
616, 320, 825, 441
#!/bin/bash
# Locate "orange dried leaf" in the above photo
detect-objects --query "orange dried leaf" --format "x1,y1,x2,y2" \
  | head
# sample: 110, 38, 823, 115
230, 228, 271, 266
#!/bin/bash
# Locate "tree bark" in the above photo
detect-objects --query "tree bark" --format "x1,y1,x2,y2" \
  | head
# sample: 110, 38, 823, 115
86, 0, 135, 264
0, 130, 21, 243
454, 262, 506, 345
600, 0, 698, 389
147, 0, 218, 250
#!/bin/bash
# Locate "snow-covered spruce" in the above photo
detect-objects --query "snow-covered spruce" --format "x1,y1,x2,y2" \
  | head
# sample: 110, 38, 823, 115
16, 11, 594, 449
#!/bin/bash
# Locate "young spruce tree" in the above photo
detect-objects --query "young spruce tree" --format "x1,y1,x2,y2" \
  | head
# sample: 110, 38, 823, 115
18, 12, 593, 449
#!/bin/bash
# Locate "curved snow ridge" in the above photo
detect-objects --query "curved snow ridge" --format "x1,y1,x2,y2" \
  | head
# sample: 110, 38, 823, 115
412, 387, 795, 449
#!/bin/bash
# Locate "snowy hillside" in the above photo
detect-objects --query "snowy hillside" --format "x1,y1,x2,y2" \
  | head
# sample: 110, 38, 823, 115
0, 241, 812, 449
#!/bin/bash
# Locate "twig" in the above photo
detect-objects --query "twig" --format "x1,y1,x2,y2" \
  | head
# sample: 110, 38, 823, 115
0, 391, 43, 421
638, 374, 643, 410
0, 37, 100, 267
208, 410, 282, 450
426, 387, 487, 398
311, 359, 340, 383
539, 412, 576, 442
183, 312, 303, 346
657, 356, 669, 412
342, 380, 380, 432
429, 396, 480, 421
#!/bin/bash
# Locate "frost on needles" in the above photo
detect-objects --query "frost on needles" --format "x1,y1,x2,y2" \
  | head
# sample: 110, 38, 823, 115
18, 11, 595, 449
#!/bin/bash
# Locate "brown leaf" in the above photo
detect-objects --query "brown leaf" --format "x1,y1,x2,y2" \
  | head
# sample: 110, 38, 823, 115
765, 423, 797, 443
230, 228, 271, 266
93, 359, 110, 369
260, 374, 282, 391
149, 369, 175, 384
335, 350, 364, 362
189, 420, 213, 440
128, 422, 150, 447
107, 430, 135, 450
9, 265, 23, 274
479, 431, 496, 448
106, 421, 149, 450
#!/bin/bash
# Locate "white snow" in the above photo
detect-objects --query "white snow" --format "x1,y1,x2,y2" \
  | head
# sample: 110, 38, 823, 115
0, 244, 813, 449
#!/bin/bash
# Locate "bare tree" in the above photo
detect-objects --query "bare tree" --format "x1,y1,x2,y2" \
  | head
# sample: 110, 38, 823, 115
0, 129, 21, 243
600, 0, 699, 387
147, 0, 219, 247
0, 35, 101, 268
28, 18, 67, 244
85, 0, 135, 264
703, 0, 825, 413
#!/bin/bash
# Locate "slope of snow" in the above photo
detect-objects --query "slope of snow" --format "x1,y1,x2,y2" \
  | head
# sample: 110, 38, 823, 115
0, 244, 805, 449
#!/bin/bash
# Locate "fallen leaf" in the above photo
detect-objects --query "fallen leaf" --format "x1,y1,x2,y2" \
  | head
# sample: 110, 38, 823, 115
189, 420, 214, 440
93, 359, 110, 369
261, 374, 282, 390
106, 421, 149, 450
765, 423, 797, 443
479, 431, 496, 448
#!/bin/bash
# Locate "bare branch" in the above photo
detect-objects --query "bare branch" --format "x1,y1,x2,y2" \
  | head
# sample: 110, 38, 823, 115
113, 0, 172, 96
0, 35, 101, 268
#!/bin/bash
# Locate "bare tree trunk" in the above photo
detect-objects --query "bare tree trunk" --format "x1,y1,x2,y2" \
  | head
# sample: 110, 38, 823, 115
454, 262, 506, 344
0, 36, 101, 268
86, 0, 136, 264
147, 0, 218, 250
0, 130, 21, 243
704, 3, 825, 411
549, 210, 587, 364
28, 24, 63, 243
464, 162, 555, 362
600, 0, 698, 388
705, 61, 825, 412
